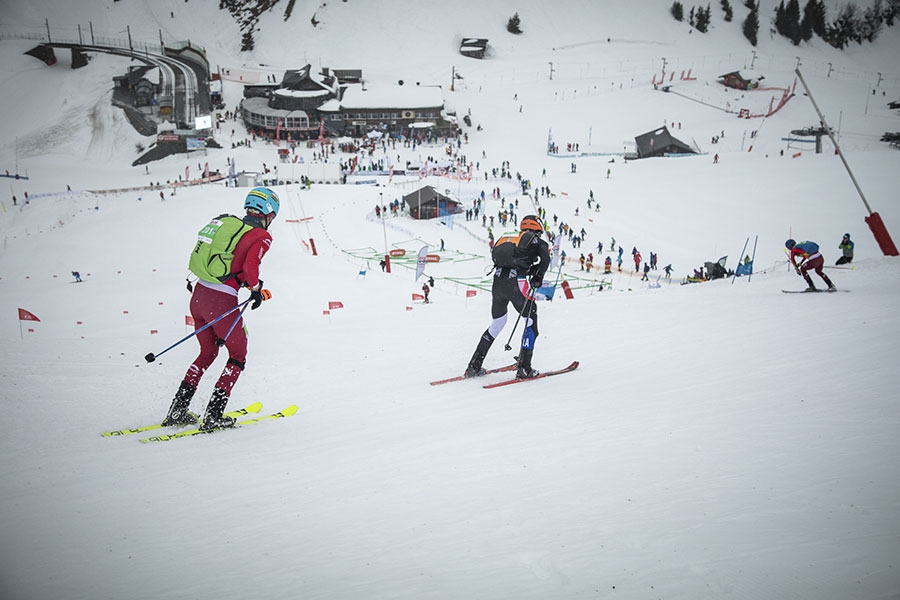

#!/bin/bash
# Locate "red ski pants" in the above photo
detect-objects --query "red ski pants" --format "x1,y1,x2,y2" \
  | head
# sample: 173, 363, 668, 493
183, 284, 248, 396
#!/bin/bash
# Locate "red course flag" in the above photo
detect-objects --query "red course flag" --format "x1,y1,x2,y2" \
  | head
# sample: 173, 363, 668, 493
328, 301, 344, 310
412, 293, 425, 301
18, 308, 40, 322
466, 290, 477, 298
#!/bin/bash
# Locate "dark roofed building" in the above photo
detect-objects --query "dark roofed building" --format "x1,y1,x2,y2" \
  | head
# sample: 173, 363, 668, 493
460, 38, 489, 59
634, 126, 697, 158
718, 70, 764, 91
332, 69, 362, 84
403, 186, 462, 220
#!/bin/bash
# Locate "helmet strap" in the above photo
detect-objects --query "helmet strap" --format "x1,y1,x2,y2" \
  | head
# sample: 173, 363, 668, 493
244, 210, 269, 229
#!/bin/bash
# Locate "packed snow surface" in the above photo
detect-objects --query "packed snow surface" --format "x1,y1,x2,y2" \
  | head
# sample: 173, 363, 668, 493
1, 1, 899, 598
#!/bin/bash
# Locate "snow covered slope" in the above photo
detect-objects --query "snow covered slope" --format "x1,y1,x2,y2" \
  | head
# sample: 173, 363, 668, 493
1, 1, 899, 599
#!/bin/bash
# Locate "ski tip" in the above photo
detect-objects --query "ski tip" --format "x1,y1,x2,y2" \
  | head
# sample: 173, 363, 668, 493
278, 405, 299, 417
244, 401, 264, 413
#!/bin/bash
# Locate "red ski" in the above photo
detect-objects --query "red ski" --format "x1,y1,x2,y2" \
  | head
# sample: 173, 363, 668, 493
430, 364, 517, 386
483, 361, 580, 389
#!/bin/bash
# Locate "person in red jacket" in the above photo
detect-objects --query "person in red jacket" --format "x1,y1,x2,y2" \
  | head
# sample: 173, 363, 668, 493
163, 187, 278, 430
786, 238, 835, 292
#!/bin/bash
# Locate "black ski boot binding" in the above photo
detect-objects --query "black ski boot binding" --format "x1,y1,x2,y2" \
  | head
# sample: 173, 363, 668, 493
200, 388, 236, 431
516, 349, 539, 379
162, 381, 199, 426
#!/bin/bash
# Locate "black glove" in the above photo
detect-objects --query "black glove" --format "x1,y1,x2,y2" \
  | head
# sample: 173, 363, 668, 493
250, 287, 272, 310
530, 275, 544, 289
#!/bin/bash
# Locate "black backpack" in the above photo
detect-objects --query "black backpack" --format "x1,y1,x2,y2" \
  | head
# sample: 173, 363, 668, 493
492, 230, 537, 268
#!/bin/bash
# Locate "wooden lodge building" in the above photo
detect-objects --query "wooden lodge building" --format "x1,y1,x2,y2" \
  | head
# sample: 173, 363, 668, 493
240, 65, 455, 140
718, 70, 764, 91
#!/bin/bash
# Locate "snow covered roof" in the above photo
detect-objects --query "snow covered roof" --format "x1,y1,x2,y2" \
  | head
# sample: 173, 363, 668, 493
280, 66, 335, 93
634, 126, 697, 158
273, 88, 332, 100
241, 97, 310, 120
719, 69, 763, 82
337, 85, 444, 110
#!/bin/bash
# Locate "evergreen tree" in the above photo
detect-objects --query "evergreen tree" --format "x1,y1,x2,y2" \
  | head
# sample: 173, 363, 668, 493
775, 0, 802, 44
860, 2, 884, 42
672, 1, 685, 21
743, 1, 760, 45
696, 4, 712, 32
721, 0, 734, 22
506, 12, 523, 34
799, 3, 815, 41
774, 1, 788, 37
827, 3, 860, 48
801, 0, 828, 41
884, 0, 900, 26
786, 0, 803, 44
240, 29, 255, 51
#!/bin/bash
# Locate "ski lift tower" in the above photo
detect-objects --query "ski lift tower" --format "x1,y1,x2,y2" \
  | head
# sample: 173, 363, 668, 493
790, 126, 828, 154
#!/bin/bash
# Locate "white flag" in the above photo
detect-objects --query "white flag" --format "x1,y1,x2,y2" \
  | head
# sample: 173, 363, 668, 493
415, 246, 428, 281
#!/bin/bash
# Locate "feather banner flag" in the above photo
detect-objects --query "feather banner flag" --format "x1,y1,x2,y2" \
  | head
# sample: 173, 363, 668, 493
415, 246, 428, 281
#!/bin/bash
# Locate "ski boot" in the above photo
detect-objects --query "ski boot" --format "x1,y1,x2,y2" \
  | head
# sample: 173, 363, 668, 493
516, 349, 539, 379
465, 365, 487, 378
200, 388, 236, 431
465, 331, 495, 377
162, 381, 199, 426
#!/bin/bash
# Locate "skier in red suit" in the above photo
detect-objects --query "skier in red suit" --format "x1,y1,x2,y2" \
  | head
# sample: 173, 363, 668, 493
163, 187, 278, 430
785, 238, 835, 292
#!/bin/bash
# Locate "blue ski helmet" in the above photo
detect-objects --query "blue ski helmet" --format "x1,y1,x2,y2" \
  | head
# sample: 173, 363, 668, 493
245, 187, 280, 216
785, 238, 796, 249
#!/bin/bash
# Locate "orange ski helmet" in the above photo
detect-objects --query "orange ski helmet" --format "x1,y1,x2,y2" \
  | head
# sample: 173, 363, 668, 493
520, 214, 543, 232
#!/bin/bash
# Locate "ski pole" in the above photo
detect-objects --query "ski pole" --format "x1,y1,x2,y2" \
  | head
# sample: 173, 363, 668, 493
216, 300, 250, 347
504, 287, 536, 351
144, 298, 252, 363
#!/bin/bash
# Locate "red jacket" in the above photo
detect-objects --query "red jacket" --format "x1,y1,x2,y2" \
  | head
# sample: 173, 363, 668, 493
225, 226, 272, 291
